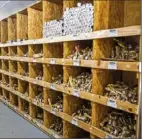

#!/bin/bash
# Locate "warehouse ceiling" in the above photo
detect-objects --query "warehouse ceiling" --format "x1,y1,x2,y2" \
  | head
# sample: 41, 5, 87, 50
0, 0, 37, 20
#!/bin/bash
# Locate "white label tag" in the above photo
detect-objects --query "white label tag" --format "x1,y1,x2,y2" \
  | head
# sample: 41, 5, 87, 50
108, 29, 118, 37
51, 108, 56, 115
33, 59, 36, 62
73, 59, 80, 66
50, 84, 55, 90
33, 80, 37, 84
33, 100, 37, 105
108, 61, 117, 69
50, 59, 55, 64
73, 89, 79, 97
33, 40, 36, 44
71, 118, 78, 126
107, 98, 117, 108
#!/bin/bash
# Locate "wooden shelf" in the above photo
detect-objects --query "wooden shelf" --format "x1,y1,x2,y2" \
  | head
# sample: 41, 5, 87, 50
0, 0, 141, 138
0, 25, 140, 47
0, 56, 140, 72
0, 69, 138, 114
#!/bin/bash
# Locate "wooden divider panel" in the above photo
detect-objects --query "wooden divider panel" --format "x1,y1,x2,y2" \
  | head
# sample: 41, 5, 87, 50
124, 1, 141, 27
28, 8, 42, 39
17, 12, 28, 40
1, 20, 8, 43
8, 17, 17, 41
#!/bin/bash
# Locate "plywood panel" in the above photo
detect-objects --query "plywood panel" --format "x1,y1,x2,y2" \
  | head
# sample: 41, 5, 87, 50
28, 8, 42, 39
8, 17, 17, 41
124, 1, 141, 26
17, 13, 28, 40
1, 20, 8, 43
43, 0, 63, 22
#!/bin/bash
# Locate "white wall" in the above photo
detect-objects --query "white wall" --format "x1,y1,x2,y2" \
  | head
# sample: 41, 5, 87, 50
0, 0, 37, 20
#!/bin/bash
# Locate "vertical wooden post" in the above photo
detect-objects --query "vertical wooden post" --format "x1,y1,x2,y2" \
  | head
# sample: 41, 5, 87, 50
92, 1, 124, 138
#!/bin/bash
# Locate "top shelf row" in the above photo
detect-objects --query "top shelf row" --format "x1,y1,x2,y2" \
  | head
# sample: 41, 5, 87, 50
0, 0, 141, 43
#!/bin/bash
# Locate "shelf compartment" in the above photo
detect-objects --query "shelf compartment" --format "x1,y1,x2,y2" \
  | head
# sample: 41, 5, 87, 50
2, 74, 9, 85
9, 76, 18, 92
9, 46, 17, 56
63, 120, 90, 138
1, 47, 8, 56
43, 64, 63, 83
17, 10, 28, 40
17, 61, 29, 76
2, 88, 10, 101
17, 45, 28, 57
2, 60, 9, 71
44, 112, 63, 136
19, 98, 29, 114
8, 15, 17, 42
1, 19, 8, 43
9, 61, 17, 73
18, 79, 29, 110
43, 43, 63, 58
28, 44, 43, 58
28, 2, 43, 40
29, 63, 43, 79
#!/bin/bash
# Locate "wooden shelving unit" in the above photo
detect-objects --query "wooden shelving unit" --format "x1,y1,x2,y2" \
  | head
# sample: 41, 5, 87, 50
0, 0, 141, 138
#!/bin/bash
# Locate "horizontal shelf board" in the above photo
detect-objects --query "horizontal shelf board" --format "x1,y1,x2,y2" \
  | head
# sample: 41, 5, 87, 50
0, 89, 114, 139
0, 69, 138, 114
0, 25, 140, 47
0, 56, 140, 72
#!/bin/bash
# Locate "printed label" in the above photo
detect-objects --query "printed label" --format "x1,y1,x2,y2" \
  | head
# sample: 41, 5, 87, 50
107, 98, 117, 108
71, 118, 78, 126
50, 59, 55, 64
108, 29, 118, 37
108, 61, 117, 70
50, 84, 56, 90
73, 59, 80, 66
73, 89, 80, 97
51, 108, 56, 115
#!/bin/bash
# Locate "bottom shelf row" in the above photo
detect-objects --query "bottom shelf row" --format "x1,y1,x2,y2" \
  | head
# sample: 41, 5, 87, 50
0, 95, 90, 138
0, 88, 137, 139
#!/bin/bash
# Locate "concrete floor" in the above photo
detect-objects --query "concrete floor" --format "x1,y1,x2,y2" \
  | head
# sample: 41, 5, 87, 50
0, 102, 50, 138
